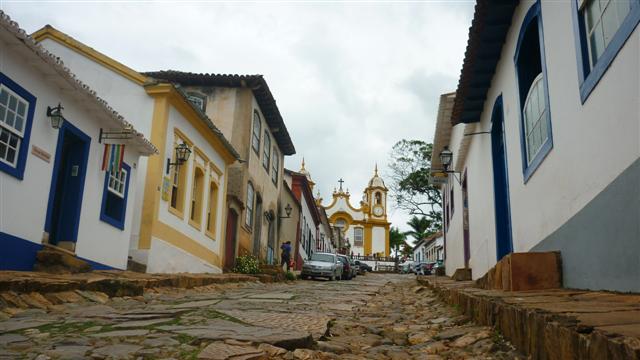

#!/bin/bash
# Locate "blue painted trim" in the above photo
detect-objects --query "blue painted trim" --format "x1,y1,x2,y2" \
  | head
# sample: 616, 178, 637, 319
44, 120, 91, 244
99, 162, 131, 230
0, 231, 117, 271
0, 72, 36, 180
571, 0, 640, 103
490, 94, 514, 261
514, 1, 554, 184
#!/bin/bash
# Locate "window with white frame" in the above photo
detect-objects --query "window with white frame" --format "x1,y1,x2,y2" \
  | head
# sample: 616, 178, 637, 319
583, 0, 632, 68
107, 168, 127, 198
271, 147, 279, 184
246, 182, 255, 227
353, 227, 363, 247
0, 85, 28, 167
252, 111, 261, 155
262, 130, 270, 170
523, 73, 549, 164
187, 93, 206, 112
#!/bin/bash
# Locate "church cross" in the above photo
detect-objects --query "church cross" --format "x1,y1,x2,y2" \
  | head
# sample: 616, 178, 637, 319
338, 178, 344, 191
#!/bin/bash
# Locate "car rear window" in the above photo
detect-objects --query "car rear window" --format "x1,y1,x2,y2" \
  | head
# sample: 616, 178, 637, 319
311, 253, 335, 263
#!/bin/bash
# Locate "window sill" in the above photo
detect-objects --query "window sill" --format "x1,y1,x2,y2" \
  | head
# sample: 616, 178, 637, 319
100, 214, 125, 230
242, 223, 253, 234
168, 206, 185, 220
522, 137, 553, 183
205, 230, 216, 241
188, 219, 202, 231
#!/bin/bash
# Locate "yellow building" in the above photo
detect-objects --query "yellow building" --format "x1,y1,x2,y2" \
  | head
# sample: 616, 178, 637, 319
32, 26, 240, 273
322, 166, 391, 256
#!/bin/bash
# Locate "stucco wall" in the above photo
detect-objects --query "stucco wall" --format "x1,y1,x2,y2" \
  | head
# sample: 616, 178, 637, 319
0, 39, 143, 269
446, 1, 640, 289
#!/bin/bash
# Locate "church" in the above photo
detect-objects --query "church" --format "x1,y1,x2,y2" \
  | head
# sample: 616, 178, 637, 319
322, 166, 391, 257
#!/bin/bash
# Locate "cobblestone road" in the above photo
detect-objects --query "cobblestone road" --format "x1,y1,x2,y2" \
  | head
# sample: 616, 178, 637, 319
0, 273, 522, 359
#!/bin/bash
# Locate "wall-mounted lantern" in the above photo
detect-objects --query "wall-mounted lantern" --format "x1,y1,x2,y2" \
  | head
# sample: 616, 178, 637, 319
46, 103, 64, 129
279, 203, 293, 219
439, 146, 453, 171
166, 143, 191, 174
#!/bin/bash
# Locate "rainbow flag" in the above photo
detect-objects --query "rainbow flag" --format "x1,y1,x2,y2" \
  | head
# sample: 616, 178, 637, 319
101, 144, 125, 173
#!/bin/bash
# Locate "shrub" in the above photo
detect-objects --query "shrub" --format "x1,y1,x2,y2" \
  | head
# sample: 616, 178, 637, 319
285, 271, 296, 281
233, 255, 260, 274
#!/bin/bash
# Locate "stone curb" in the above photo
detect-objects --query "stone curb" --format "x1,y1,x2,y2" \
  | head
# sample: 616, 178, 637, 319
417, 276, 640, 360
0, 271, 262, 298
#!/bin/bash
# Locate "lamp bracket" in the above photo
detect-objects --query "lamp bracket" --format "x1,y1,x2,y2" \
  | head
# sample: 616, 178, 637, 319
463, 131, 491, 137
99, 128, 134, 144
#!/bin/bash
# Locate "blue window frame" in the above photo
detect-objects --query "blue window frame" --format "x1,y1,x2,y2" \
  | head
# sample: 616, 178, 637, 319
514, 1, 553, 183
100, 162, 131, 230
572, 0, 640, 103
0, 72, 36, 180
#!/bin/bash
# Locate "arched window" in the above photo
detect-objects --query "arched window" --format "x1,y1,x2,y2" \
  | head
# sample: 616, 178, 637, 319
190, 167, 205, 226
374, 192, 382, 205
251, 111, 261, 155
206, 180, 218, 236
353, 228, 363, 247
246, 182, 254, 227
262, 130, 271, 170
515, 2, 552, 181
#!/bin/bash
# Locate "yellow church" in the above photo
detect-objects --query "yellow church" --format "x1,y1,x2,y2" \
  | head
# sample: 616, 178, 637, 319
322, 166, 390, 257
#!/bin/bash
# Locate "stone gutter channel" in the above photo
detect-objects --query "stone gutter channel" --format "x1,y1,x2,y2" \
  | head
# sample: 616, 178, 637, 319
417, 275, 640, 360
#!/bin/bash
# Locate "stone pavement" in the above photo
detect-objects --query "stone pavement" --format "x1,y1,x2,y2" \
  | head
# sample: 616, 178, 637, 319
0, 273, 522, 359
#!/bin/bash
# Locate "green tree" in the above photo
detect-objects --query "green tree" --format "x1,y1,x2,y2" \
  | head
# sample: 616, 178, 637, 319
404, 216, 434, 244
387, 139, 442, 232
389, 226, 407, 257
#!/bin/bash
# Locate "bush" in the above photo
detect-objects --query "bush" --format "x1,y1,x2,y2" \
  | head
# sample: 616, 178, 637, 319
285, 271, 296, 281
233, 255, 260, 274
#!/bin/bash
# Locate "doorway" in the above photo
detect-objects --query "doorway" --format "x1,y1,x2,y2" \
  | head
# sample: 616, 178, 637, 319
490, 95, 513, 261
224, 208, 238, 269
252, 194, 263, 258
45, 121, 91, 249
461, 170, 471, 267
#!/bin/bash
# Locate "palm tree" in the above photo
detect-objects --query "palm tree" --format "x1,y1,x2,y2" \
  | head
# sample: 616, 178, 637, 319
404, 216, 433, 244
389, 226, 407, 258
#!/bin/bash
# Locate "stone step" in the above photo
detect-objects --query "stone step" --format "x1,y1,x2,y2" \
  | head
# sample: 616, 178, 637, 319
33, 247, 91, 274
475, 251, 562, 291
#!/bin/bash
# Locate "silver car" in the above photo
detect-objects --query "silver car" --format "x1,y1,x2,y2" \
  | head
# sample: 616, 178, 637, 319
301, 253, 343, 281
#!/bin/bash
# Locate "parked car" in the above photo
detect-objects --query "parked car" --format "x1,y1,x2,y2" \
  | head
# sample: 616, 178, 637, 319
337, 255, 354, 280
432, 260, 445, 275
349, 258, 358, 278
415, 262, 435, 275
355, 260, 372, 273
399, 261, 415, 274
301, 253, 343, 281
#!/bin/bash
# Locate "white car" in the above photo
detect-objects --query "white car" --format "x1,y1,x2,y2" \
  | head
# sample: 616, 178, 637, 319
301, 253, 344, 281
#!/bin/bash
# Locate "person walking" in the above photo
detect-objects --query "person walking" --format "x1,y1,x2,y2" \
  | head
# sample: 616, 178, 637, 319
280, 241, 292, 272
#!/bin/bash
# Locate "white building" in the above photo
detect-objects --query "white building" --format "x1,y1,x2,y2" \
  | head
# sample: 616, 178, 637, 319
33, 25, 239, 274
433, 0, 639, 292
423, 232, 444, 263
284, 167, 319, 266
0, 13, 156, 270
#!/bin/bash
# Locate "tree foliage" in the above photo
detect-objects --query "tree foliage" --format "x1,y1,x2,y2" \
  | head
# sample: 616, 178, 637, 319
387, 139, 442, 232
389, 226, 407, 257
404, 216, 435, 244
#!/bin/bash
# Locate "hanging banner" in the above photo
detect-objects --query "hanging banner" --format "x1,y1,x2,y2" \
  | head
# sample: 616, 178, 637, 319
101, 143, 125, 172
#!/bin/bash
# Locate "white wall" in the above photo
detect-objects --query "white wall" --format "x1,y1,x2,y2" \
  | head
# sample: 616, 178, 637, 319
443, 123, 467, 276
372, 226, 386, 255
298, 192, 317, 257
449, 0, 640, 280
0, 38, 144, 269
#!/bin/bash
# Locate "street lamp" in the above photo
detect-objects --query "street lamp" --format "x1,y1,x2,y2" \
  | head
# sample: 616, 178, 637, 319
439, 146, 453, 171
46, 103, 64, 129
279, 203, 293, 219
166, 143, 191, 174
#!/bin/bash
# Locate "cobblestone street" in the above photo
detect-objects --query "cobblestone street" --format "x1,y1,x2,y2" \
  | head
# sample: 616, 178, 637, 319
0, 274, 522, 359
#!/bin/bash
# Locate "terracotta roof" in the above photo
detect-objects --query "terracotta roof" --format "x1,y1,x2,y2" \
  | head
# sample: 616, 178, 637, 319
451, 0, 519, 125
144, 71, 296, 156
0, 11, 157, 155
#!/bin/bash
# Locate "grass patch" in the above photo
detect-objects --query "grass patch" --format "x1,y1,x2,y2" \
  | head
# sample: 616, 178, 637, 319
32, 320, 101, 335
197, 309, 247, 325
176, 333, 197, 345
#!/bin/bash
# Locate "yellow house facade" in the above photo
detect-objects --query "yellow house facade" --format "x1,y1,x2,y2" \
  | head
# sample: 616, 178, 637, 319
33, 26, 240, 273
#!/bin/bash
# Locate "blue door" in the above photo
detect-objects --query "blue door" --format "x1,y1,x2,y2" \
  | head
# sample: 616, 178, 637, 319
45, 121, 90, 246
490, 96, 513, 261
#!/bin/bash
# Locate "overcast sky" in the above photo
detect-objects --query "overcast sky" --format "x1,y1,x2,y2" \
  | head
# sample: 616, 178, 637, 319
3, 1, 473, 234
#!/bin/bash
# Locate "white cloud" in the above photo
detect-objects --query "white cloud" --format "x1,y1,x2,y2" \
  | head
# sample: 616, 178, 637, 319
2, 1, 473, 232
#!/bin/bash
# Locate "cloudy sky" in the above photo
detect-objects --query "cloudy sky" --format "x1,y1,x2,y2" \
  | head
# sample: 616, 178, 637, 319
3, 1, 473, 233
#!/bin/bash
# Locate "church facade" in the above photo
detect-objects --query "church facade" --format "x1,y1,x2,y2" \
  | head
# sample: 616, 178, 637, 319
322, 167, 390, 257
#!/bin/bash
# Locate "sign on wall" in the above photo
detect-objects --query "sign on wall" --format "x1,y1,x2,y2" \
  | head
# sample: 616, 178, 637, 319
161, 176, 171, 201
